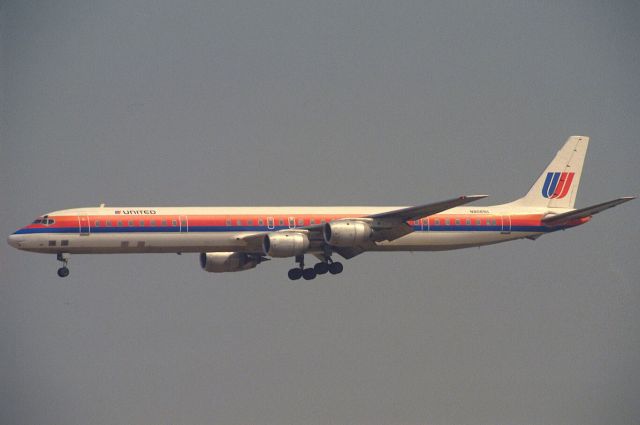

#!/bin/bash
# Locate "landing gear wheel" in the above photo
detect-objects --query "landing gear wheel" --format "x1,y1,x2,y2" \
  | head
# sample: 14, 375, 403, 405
56, 253, 70, 277
314, 262, 329, 275
302, 268, 317, 280
288, 268, 303, 280
328, 262, 343, 275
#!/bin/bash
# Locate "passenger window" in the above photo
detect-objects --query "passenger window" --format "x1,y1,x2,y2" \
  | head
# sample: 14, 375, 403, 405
321, 219, 326, 224
267, 217, 274, 228
445, 218, 450, 225
455, 219, 460, 225
139, 220, 145, 226
172, 220, 177, 226
128, 220, 134, 226
310, 218, 315, 224
237, 219, 242, 226
298, 218, 304, 226
95, 221, 100, 227
226, 219, 231, 226
258, 219, 264, 226
248, 219, 253, 226
434, 219, 440, 225
151, 220, 156, 226
466, 219, 471, 225
278, 219, 284, 226
161, 219, 167, 226
106, 220, 112, 226
476, 219, 481, 225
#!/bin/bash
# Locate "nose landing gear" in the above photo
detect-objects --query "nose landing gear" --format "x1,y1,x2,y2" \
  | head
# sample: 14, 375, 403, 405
56, 253, 70, 278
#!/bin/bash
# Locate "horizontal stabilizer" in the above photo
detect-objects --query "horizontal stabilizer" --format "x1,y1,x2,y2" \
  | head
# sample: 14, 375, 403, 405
542, 196, 636, 225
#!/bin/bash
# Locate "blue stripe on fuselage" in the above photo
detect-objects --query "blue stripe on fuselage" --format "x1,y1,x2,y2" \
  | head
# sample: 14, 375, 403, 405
15, 224, 568, 235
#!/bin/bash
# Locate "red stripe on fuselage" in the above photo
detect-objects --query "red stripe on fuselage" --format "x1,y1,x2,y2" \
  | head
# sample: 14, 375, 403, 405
22, 213, 550, 231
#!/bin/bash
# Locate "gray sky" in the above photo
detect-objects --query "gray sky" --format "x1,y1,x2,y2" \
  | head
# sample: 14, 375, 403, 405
1, 1, 639, 424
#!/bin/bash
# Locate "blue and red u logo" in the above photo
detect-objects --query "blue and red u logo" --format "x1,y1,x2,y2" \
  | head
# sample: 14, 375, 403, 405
542, 172, 575, 199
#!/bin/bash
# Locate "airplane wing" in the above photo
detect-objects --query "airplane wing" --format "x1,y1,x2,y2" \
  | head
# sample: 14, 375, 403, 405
542, 196, 636, 226
331, 194, 489, 258
370, 195, 488, 221
241, 194, 489, 259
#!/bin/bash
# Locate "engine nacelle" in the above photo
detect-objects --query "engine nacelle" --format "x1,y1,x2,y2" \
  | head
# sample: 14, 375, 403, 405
263, 232, 310, 258
323, 220, 373, 247
200, 252, 259, 273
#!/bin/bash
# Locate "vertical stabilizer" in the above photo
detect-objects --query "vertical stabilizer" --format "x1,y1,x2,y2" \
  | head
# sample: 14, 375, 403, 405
511, 135, 589, 208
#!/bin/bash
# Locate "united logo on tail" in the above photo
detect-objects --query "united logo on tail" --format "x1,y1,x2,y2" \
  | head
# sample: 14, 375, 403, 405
542, 172, 575, 199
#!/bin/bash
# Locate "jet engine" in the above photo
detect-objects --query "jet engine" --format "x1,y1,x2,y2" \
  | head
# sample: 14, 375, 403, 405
323, 220, 373, 247
263, 232, 310, 257
200, 252, 262, 273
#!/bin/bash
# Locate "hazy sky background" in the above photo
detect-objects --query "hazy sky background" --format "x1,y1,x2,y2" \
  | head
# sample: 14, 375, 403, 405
1, 1, 639, 424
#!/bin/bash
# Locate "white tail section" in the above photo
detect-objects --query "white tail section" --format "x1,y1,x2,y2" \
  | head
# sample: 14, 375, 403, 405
510, 135, 589, 209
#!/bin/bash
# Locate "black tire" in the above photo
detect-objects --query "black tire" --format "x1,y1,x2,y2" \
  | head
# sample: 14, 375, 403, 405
57, 267, 70, 278
302, 268, 317, 280
314, 262, 329, 275
328, 262, 343, 274
288, 268, 303, 280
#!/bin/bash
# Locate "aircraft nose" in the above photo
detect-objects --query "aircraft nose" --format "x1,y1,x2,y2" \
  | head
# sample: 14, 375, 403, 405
7, 233, 23, 249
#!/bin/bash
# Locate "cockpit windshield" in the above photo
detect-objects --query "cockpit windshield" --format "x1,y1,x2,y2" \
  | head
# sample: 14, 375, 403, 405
32, 218, 54, 225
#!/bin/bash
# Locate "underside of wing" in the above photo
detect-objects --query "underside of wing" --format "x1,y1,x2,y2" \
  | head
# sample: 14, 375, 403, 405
333, 246, 367, 260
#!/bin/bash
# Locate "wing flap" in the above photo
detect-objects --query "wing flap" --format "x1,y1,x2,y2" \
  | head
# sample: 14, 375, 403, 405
333, 246, 367, 260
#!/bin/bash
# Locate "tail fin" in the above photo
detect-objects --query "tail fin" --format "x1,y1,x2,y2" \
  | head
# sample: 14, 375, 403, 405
511, 135, 589, 208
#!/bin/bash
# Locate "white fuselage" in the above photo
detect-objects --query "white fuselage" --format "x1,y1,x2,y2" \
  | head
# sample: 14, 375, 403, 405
8, 205, 571, 255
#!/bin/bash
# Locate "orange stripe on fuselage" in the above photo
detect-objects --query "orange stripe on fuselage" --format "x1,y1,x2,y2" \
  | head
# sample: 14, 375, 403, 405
28, 213, 548, 230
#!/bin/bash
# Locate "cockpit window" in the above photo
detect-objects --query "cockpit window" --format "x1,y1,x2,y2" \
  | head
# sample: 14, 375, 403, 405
37, 218, 55, 225
32, 219, 43, 224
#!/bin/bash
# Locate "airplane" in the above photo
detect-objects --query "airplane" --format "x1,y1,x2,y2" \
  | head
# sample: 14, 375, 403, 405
7, 135, 635, 280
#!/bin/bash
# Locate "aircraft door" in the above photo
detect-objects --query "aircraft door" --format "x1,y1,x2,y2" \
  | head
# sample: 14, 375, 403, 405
179, 216, 189, 232
501, 215, 512, 234
78, 215, 90, 235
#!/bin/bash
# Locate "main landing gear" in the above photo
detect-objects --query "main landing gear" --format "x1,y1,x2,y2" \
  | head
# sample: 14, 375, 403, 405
56, 253, 70, 278
287, 255, 343, 281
